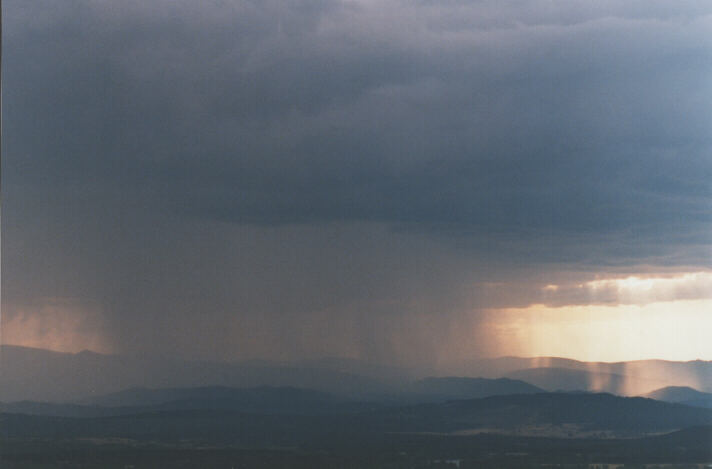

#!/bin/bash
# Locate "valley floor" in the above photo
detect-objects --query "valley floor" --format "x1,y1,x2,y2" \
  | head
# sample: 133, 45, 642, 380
2, 431, 711, 469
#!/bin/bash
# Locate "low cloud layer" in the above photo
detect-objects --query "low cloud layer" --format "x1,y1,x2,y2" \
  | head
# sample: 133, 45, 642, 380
539, 272, 712, 306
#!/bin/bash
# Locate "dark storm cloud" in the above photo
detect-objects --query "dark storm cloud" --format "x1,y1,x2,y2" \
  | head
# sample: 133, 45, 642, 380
3, 0, 711, 364
5, 0, 711, 252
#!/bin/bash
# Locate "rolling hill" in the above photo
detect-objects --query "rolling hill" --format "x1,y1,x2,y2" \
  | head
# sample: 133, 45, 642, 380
409, 377, 543, 400
646, 386, 712, 409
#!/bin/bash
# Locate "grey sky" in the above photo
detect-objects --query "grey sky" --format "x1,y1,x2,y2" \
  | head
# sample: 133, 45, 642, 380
3, 0, 711, 365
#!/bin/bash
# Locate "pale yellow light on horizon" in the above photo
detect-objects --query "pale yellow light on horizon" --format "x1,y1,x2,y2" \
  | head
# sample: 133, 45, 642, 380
494, 299, 712, 362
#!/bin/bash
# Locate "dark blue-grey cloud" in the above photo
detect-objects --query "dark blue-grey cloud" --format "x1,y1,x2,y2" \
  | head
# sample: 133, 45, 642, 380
3, 0, 711, 364
5, 0, 711, 254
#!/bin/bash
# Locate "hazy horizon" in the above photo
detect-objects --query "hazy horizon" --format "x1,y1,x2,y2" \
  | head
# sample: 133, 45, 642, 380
2, 341, 711, 368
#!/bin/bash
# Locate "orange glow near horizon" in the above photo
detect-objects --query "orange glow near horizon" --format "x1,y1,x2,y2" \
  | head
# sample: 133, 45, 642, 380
1, 298, 113, 354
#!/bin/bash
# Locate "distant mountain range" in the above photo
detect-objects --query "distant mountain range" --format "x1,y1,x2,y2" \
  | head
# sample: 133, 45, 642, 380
3, 346, 711, 468
503, 367, 671, 395
463, 356, 712, 395
0, 378, 547, 418
0, 345, 395, 402
3, 345, 712, 402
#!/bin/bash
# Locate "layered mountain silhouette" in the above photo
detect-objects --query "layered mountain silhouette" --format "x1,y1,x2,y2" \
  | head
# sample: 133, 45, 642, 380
4, 347, 712, 467
4, 345, 712, 403
503, 367, 671, 395
0, 345, 394, 402
464, 356, 712, 395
